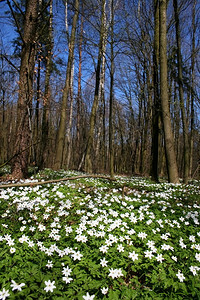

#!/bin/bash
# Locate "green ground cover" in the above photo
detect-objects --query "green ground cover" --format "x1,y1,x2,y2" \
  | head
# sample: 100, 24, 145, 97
0, 169, 200, 299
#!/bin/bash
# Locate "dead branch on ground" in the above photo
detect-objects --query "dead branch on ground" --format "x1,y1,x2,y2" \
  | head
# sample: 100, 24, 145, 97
0, 175, 116, 189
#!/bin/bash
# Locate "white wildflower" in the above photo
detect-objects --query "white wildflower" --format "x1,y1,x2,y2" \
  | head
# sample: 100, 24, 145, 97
44, 280, 56, 292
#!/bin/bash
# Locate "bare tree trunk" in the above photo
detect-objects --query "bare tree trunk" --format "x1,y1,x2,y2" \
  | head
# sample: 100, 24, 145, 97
151, 0, 160, 182
54, 0, 79, 170
0, 83, 6, 164
173, 85, 181, 166
159, 0, 179, 183
64, 0, 75, 169
11, 0, 38, 179
40, 0, 53, 169
95, 5, 107, 172
116, 103, 125, 172
140, 60, 152, 175
65, 61, 74, 168
76, 13, 83, 159
109, 0, 114, 178
189, 0, 196, 178
34, 53, 41, 164
83, 0, 106, 173
173, 0, 189, 184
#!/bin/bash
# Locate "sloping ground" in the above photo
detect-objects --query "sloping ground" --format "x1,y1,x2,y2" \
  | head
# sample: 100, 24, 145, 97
0, 169, 200, 299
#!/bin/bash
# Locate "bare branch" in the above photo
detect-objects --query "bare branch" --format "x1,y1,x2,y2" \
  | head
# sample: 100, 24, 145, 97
0, 175, 116, 189
7, 0, 25, 44
12, 0, 25, 18
0, 54, 19, 72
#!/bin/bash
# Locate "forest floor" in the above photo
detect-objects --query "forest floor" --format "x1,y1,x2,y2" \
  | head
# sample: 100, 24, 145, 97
0, 168, 200, 299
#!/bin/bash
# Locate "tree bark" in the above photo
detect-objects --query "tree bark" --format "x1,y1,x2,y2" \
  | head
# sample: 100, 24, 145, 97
54, 0, 79, 170
109, 0, 114, 178
95, 3, 108, 172
189, 0, 196, 178
83, 0, 106, 173
65, 61, 75, 168
140, 59, 152, 175
76, 12, 83, 159
159, 0, 179, 183
173, 0, 189, 184
151, 0, 160, 182
11, 0, 39, 179
40, 0, 53, 169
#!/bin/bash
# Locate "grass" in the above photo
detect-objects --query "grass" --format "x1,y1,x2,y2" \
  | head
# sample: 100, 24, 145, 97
0, 168, 200, 299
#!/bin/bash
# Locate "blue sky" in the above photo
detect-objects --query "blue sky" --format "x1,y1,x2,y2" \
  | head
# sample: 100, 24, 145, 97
0, 1, 17, 55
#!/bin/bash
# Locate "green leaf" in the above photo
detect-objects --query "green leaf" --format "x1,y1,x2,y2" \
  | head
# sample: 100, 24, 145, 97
121, 287, 138, 299
108, 289, 120, 300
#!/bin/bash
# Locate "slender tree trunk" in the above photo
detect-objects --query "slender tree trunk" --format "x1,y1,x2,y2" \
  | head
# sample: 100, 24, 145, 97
103, 92, 107, 171
189, 0, 196, 178
151, 0, 160, 182
76, 13, 83, 158
65, 61, 74, 168
173, 86, 181, 164
54, 0, 79, 170
83, 0, 106, 173
40, 0, 53, 169
34, 54, 41, 164
0, 88, 6, 164
173, 0, 189, 184
133, 95, 141, 175
64, 0, 75, 169
116, 103, 125, 172
95, 6, 108, 172
159, 0, 179, 183
36, 56, 41, 139
140, 60, 152, 175
11, 0, 39, 179
109, 0, 114, 178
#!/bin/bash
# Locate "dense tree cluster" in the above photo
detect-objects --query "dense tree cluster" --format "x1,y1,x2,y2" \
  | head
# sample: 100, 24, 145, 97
0, 0, 199, 183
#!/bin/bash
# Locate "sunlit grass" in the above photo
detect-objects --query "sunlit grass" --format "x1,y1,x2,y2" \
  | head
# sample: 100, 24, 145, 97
0, 168, 200, 299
